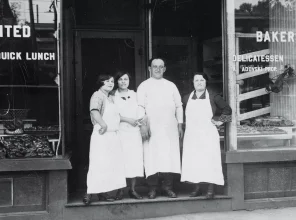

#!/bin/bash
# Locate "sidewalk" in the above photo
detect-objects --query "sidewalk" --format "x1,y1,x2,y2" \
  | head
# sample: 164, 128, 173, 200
139, 207, 296, 220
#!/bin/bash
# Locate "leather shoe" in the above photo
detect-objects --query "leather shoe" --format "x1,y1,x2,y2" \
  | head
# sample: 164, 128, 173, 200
115, 189, 124, 200
82, 193, 92, 205
148, 188, 157, 199
162, 189, 177, 198
205, 184, 215, 199
205, 191, 214, 199
129, 190, 143, 199
189, 189, 202, 197
97, 193, 115, 202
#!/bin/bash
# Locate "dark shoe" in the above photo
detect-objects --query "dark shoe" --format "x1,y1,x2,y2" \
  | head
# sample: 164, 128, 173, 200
205, 184, 215, 199
148, 188, 157, 199
189, 189, 202, 197
97, 193, 115, 202
189, 184, 201, 197
162, 189, 177, 198
115, 189, 124, 200
129, 190, 143, 199
205, 191, 215, 199
82, 193, 92, 205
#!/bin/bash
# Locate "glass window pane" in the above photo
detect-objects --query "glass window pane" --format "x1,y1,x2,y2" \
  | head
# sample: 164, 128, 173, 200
234, 0, 296, 150
0, 0, 61, 158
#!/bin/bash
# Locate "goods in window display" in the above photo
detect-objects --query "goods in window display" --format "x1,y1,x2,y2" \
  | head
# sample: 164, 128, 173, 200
0, 145, 6, 159
237, 125, 287, 136
265, 65, 295, 93
3, 118, 24, 134
0, 135, 54, 159
254, 116, 294, 127
24, 125, 59, 134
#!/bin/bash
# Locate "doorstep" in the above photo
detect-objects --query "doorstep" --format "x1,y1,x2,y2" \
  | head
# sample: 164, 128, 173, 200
66, 192, 231, 207
64, 191, 232, 220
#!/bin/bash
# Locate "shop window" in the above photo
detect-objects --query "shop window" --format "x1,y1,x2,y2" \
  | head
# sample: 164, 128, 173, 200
0, 0, 62, 159
234, 0, 296, 150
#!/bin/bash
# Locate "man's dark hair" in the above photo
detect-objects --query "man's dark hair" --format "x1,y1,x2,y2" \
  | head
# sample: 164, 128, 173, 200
148, 57, 166, 67
96, 72, 114, 89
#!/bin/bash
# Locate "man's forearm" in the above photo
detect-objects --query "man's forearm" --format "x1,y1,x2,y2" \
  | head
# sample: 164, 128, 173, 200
137, 105, 146, 120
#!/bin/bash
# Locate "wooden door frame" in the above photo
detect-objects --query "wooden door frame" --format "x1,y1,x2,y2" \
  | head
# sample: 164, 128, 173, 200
73, 30, 146, 151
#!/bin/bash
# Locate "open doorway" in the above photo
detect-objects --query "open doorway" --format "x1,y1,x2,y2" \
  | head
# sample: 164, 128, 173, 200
68, 1, 226, 203
151, 0, 226, 195
69, 31, 145, 196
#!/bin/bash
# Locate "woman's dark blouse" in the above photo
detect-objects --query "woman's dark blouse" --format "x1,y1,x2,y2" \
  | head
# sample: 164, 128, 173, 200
182, 90, 232, 123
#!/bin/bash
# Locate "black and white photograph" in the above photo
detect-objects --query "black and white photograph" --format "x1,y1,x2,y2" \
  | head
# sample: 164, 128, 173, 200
1, 0, 296, 219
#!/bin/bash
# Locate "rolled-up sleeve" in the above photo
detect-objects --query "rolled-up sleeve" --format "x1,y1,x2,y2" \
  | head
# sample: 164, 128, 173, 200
173, 84, 183, 123
89, 91, 103, 112
214, 94, 232, 123
136, 83, 146, 119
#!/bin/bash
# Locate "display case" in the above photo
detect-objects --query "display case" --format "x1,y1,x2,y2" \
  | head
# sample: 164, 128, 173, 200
0, 0, 62, 159
232, 2, 296, 151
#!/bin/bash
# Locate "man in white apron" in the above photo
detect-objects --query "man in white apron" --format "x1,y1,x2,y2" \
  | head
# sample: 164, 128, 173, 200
137, 58, 183, 199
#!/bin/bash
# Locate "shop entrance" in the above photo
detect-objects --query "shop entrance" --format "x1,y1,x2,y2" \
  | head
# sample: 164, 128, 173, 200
68, 0, 227, 202
70, 31, 145, 193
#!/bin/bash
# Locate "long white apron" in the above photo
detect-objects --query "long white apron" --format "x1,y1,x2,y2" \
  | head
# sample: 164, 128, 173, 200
87, 98, 126, 194
114, 90, 144, 178
144, 83, 181, 177
181, 91, 224, 185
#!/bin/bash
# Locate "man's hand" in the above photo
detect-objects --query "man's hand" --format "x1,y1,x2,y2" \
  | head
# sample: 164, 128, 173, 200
178, 123, 184, 139
140, 124, 150, 141
99, 123, 108, 135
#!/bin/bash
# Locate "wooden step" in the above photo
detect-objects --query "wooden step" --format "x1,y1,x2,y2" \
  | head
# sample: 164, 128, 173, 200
65, 190, 231, 220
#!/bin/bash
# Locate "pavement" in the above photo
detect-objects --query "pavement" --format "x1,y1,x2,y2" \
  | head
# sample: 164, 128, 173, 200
140, 207, 296, 220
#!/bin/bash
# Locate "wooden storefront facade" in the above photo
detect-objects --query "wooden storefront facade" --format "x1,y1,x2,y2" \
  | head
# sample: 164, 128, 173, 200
1, 0, 296, 219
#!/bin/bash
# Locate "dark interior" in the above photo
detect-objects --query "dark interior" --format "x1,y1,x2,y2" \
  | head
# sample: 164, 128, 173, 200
69, 0, 224, 197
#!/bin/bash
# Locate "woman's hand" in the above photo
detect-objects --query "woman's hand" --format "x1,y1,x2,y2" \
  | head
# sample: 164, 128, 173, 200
99, 123, 108, 135
126, 118, 139, 127
211, 119, 223, 127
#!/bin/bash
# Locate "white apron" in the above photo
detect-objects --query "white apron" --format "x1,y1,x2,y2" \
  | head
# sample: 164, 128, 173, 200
144, 81, 181, 177
114, 90, 144, 178
87, 98, 126, 194
181, 90, 224, 185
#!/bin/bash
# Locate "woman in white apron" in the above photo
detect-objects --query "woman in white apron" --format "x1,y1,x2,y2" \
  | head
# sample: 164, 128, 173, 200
113, 71, 144, 200
181, 73, 232, 199
83, 74, 126, 205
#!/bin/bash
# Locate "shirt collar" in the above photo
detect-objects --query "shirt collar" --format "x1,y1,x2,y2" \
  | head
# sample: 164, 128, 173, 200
192, 90, 206, 100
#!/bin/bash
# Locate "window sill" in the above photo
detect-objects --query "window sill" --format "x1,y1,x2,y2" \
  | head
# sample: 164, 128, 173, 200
226, 147, 296, 163
0, 155, 72, 172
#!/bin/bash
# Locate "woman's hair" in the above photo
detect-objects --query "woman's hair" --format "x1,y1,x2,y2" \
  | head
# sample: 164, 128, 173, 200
96, 73, 114, 89
114, 70, 131, 90
192, 72, 209, 86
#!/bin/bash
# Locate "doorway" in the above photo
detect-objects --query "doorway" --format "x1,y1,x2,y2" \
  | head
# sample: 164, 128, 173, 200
70, 31, 145, 192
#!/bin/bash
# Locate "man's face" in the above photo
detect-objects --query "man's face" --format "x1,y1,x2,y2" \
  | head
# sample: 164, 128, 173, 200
149, 59, 166, 79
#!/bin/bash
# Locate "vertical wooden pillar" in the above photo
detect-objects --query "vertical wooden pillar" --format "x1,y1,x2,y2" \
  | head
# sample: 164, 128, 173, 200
227, 163, 245, 210
225, 0, 237, 151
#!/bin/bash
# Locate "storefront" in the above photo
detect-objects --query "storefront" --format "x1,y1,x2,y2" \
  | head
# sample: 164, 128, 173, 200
0, 0, 71, 219
1, 0, 296, 219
